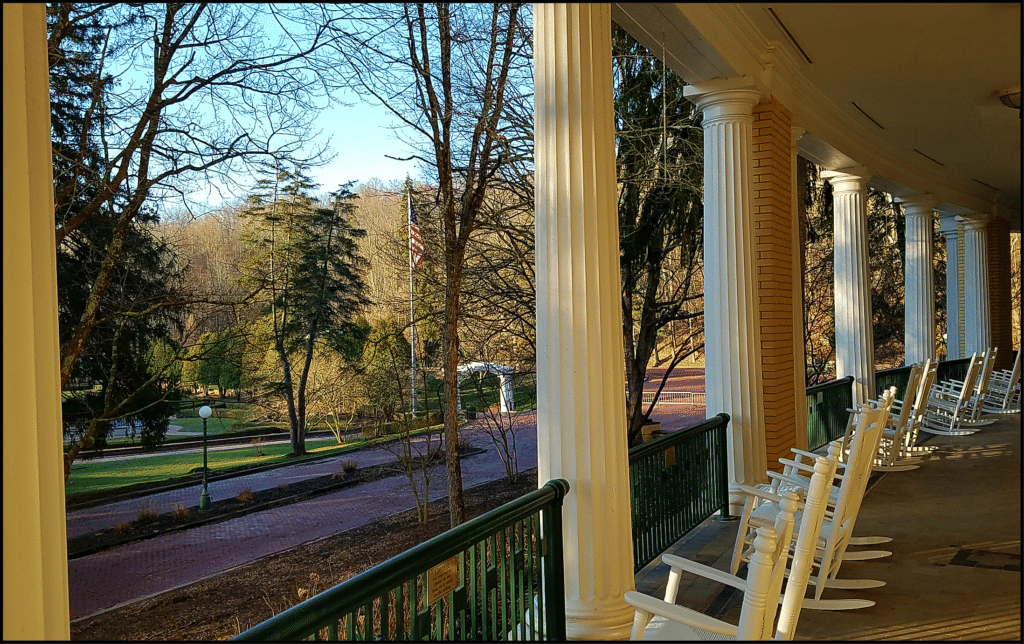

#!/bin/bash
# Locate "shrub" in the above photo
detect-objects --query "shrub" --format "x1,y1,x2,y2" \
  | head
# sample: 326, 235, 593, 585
114, 521, 131, 534
136, 501, 159, 523
237, 489, 254, 505
342, 459, 358, 473
251, 436, 265, 457
171, 503, 191, 522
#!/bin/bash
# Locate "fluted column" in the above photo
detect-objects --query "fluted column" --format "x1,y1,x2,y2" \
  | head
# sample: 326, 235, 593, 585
534, 4, 634, 639
937, 213, 962, 359
790, 126, 808, 450
899, 195, 937, 365
684, 77, 768, 511
961, 214, 992, 354
822, 167, 875, 406
3, 4, 71, 639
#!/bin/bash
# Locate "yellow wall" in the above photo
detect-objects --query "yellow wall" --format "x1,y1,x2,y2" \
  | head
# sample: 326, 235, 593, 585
3, 3, 72, 639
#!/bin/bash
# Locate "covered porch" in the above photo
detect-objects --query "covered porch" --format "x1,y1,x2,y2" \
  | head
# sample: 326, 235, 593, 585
635, 410, 1021, 641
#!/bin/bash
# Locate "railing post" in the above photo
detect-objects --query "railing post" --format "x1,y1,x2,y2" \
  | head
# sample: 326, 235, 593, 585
542, 480, 568, 641
716, 413, 734, 520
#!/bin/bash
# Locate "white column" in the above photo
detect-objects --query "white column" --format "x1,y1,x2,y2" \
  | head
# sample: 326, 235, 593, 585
790, 126, 809, 450
937, 213, 962, 359
534, 4, 634, 639
899, 195, 937, 365
822, 167, 875, 406
961, 214, 992, 354
684, 77, 767, 510
3, 4, 71, 639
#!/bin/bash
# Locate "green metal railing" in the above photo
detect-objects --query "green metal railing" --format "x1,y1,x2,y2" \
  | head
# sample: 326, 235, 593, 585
875, 365, 914, 399
805, 376, 854, 451
232, 479, 570, 642
628, 413, 731, 573
809, 357, 977, 452
936, 357, 972, 384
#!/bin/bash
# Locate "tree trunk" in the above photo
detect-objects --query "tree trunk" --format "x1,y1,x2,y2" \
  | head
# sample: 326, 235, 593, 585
442, 265, 466, 527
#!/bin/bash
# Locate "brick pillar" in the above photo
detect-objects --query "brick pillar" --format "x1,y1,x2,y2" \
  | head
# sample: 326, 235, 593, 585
751, 99, 798, 472
987, 217, 1013, 371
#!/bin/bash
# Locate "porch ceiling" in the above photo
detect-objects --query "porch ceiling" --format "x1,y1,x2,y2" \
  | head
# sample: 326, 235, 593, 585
612, 3, 1021, 229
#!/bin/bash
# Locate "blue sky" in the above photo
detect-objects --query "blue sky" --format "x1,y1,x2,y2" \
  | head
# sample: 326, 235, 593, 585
307, 99, 422, 193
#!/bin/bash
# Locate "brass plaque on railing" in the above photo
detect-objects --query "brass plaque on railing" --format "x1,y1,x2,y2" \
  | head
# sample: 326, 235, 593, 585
664, 447, 676, 467
426, 556, 460, 604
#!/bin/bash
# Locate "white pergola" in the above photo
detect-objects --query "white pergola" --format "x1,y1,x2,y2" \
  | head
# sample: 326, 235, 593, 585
455, 361, 516, 413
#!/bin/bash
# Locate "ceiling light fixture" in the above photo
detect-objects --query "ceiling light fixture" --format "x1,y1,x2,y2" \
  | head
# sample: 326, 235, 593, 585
997, 87, 1021, 111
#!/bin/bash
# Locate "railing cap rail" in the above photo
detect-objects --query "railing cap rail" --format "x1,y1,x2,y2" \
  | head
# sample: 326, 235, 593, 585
628, 412, 729, 461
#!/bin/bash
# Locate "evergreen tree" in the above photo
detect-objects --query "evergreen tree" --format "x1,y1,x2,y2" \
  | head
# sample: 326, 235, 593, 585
238, 166, 368, 456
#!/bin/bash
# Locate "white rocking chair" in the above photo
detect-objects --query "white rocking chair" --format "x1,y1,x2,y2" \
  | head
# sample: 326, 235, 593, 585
872, 362, 923, 472
983, 349, 1021, 413
731, 390, 895, 611
625, 453, 836, 641
921, 353, 984, 436
898, 358, 938, 458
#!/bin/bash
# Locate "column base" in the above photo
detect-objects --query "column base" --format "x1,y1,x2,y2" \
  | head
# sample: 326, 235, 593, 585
565, 597, 635, 641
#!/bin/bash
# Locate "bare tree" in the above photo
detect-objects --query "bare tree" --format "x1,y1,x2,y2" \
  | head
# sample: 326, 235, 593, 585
50, 3, 343, 476
612, 25, 706, 445
316, 3, 533, 526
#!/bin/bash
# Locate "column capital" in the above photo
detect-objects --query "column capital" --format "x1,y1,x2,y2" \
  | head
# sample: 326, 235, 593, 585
896, 194, 937, 215
790, 126, 806, 150
820, 166, 870, 193
684, 76, 761, 123
936, 211, 960, 236
958, 213, 990, 231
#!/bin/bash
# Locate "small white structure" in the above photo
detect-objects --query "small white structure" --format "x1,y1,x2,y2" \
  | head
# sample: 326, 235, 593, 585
456, 362, 515, 413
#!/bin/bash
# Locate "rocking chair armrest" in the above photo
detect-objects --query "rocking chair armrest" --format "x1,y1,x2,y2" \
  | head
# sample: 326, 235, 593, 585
766, 470, 812, 491
735, 484, 801, 507
788, 447, 825, 462
778, 457, 817, 475
623, 591, 740, 638
662, 553, 750, 591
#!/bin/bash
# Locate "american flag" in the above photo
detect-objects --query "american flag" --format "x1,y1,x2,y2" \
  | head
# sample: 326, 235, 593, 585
408, 195, 424, 271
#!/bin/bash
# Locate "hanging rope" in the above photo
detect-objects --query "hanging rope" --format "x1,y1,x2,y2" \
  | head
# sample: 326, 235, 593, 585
662, 35, 668, 176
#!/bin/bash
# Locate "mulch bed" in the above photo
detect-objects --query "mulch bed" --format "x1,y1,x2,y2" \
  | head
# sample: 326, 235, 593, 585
70, 468, 539, 641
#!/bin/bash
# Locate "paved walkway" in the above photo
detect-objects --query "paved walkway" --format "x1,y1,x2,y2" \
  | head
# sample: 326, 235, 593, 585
68, 418, 540, 621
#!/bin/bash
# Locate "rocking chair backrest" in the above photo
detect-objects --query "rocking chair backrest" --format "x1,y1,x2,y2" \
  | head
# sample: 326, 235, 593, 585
913, 359, 938, 415
935, 352, 982, 405
892, 362, 923, 430
848, 391, 892, 496
975, 347, 998, 397
908, 359, 938, 436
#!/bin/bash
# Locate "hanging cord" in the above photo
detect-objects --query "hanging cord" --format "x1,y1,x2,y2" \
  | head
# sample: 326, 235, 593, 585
662, 35, 668, 176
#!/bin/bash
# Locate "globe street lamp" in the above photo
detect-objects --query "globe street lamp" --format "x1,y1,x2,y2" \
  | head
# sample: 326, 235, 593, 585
198, 405, 212, 512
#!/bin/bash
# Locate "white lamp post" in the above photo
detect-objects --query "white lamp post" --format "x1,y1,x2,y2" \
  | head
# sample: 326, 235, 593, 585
198, 405, 212, 512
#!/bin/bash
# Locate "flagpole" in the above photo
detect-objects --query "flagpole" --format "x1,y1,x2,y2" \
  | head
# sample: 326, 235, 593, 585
408, 191, 418, 414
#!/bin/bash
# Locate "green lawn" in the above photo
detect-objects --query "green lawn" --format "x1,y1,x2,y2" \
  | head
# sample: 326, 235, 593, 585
64, 422, 444, 500
64, 436, 347, 499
